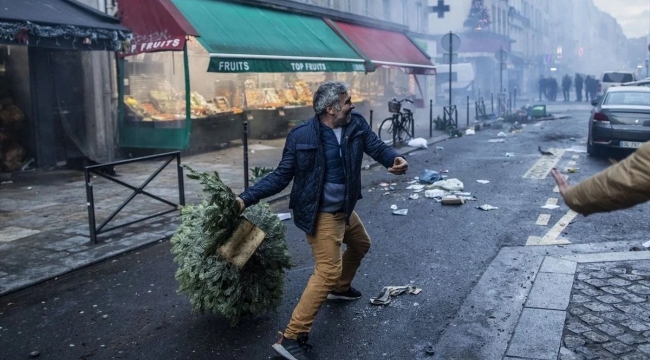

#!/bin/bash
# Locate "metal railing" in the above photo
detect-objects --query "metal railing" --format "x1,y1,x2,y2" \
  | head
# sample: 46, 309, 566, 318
84, 152, 185, 244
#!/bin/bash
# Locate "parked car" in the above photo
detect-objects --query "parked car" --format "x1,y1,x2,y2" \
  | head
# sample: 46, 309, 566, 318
598, 71, 637, 96
588, 86, 650, 156
622, 77, 650, 87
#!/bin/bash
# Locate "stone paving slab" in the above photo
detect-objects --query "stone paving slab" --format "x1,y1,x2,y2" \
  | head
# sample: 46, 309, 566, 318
427, 240, 650, 360
507, 308, 566, 359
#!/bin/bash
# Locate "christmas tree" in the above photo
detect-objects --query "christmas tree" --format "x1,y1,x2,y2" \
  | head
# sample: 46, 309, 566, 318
171, 167, 292, 326
464, 0, 490, 31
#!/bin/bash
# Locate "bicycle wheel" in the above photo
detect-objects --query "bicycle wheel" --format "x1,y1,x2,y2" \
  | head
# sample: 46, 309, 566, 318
378, 118, 394, 143
402, 115, 414, 140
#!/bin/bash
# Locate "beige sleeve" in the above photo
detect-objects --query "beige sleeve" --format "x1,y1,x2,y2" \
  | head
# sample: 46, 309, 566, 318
564, 142, 650, 215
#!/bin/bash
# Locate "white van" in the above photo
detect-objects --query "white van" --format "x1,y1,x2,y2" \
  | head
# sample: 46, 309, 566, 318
599, 71, 637, 95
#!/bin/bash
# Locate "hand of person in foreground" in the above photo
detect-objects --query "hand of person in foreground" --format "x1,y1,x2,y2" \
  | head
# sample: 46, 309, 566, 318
388, 157, 408, 175
551, 168, 570, 196
236, 197, 245, 214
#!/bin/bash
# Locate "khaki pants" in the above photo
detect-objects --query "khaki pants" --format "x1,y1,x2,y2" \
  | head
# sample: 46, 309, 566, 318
284, 211, 371, 339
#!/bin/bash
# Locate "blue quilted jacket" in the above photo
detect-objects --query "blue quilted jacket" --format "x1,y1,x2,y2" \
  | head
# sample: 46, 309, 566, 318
239, 111, 399, 235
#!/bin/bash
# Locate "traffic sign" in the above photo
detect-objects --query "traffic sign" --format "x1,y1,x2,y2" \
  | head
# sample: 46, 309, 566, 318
495, 48, 509, 62
441, 32, 461, 53
442, 53, 458, 64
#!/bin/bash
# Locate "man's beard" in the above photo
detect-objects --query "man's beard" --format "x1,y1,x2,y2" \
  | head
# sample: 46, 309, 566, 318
334, 113, 351, 128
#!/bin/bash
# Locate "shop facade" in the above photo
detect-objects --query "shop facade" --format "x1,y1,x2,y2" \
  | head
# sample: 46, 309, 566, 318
116, 0, 436, 154
0, 0, 130, 172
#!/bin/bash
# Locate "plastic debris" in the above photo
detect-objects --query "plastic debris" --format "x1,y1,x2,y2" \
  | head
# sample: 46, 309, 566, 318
418, 169, 442, 184
465, 128, 476, 135
642, 240, 650, 248
407, 138, 428, 149
409, 194, 420, 200
439, 170, 449, 173
277, 213, 292, 221
406, 184, 426, 190
441, 195, 465, 205
392, 209, 408, 216
541, 204, 560, 210
538, 146, 554, 156
390, 204, 398, 210
497, 132, 507, 137
0, 181, 13, 185
370, 285, 422, 306
425, 189, 446, 198
432, 178, 464, 191
380, 182, 389, 187
413, 189, 424, 193
488, 139, 505, 143
477, 204, 498, 211
505, 153, 515, 157
566, 167, 579, 173
435, 146, 444, 150
476, 180, 490, 184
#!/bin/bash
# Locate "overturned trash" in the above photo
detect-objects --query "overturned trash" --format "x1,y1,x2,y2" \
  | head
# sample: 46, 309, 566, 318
432, 178, 464, 191
407, 138, 428, 149
418, 169, 442, 184
277, 213, 292, 221
370, 285, 422, 306
476, 204, 498, 211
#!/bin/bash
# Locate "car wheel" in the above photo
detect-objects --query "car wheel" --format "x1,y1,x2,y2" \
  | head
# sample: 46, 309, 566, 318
587, 139, 602, 157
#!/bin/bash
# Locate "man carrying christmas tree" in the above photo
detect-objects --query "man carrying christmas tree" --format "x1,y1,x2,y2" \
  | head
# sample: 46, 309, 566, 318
236, 81, 408, 360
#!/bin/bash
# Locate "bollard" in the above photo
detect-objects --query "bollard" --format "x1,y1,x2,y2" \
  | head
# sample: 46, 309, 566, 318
491, 93, 494, 114
466, 96, 470, 127
429, 99, 433, 138
243, 121, 249, 190
369, 109, 374, 132
514, 87, 517, 109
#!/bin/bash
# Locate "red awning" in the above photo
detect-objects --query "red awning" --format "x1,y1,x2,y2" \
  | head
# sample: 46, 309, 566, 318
117, 0, 198, 54
330, 20, 436, 75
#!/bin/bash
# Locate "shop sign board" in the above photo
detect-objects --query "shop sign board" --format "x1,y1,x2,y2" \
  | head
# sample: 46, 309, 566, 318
208, 58, 367, 73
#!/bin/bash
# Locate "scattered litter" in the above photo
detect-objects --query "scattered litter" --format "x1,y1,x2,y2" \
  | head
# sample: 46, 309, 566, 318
439, 170, 449, 173
497, 132, 507, 137
364, 165, 370, 170
441, 195, 465, 205
509, 122, 523, 132
380, 182, 389, 187
370, 285, 421, 306
418, 169, 442, 184
538, 146, 554, 156
424, 345, 436, 356
432, 178, 464, 191
0, 181, 12, 185
476, 204, 498, 211
409, 194, 420, 200
407, 138, 428, 149
383, 192, 391, 196
488, 139, 505, 143
642, 240, 650, 248
29, 351, 40, 358
406, 184, 426, 190
465, 128, 476, 135
541, 204, 560, 210
390, 204, 398, 210
277, 213, 292, 221
566, 167, 579, 173
27, 187, 32, 190
505, 153, 515, 157
476, 180, 490, 184
413, 189, 424, 193
392, 209, 408, 216
435, 146, 444, 150
425, 189, 446, 198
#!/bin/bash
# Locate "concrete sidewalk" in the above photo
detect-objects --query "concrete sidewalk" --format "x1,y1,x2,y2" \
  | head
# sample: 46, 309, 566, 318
429, 240, 650, 360
0, 132, 449, 296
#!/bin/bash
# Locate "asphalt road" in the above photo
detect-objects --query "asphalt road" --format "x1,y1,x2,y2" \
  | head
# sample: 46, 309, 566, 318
2, 103, 649, 360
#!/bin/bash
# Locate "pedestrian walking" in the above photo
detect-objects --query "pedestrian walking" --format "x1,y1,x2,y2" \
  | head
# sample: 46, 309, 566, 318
548, 77, 559, 101
584, 76, 593, 102
538, 75, 546, 101
236, 81, 408, 360
551, 142, 650, 215
562, 74, 572, 102
574, 73, 584, 102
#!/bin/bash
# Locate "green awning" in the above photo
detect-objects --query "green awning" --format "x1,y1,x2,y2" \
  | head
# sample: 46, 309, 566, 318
170, 0, 369, 73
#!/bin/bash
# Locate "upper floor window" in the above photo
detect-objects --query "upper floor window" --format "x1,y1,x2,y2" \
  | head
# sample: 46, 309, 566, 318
402, 0, 408, 25
383, 0, 391, 20
416, 2, 423, 32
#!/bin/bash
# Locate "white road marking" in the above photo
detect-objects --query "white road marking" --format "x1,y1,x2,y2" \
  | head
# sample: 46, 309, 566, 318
567, 160, 576, 166
546, 198, 558, 206
536, 214, 551, 226
553, 186, 559, 193
538, 210, 578, 244
522, 148, 566, 179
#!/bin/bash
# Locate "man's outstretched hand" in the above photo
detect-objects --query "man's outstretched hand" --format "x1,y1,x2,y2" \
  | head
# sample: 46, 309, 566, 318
551, 168, 570, 196
388, 157, 408, 175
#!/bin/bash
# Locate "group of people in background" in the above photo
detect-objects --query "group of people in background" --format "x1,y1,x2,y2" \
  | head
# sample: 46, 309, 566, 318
538, 73, 599, 102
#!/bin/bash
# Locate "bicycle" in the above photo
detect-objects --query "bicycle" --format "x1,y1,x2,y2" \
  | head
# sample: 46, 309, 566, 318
378, 98, 415, 145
